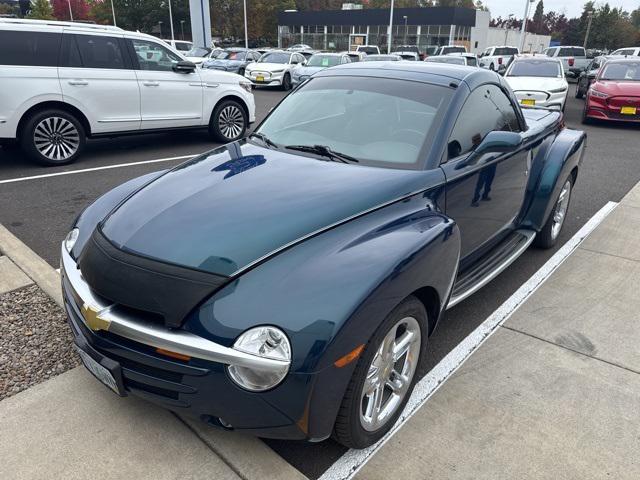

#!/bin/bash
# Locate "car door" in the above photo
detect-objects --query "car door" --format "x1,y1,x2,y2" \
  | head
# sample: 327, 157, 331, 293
440, 84, 529, 262
58, 31, 140, 134
128, 38, 203, 130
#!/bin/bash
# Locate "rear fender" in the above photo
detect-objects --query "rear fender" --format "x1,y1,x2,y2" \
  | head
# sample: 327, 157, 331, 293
521, 128, 586, 230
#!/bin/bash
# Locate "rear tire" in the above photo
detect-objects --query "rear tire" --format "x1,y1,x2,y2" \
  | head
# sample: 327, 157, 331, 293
209, 99, 248, 143
575, 81, 584, 99
534, 176, 574, 249
282, 73, 292, 91
20, 109, 85, 166
489, 63, 495, 71
333, 296, 427, 449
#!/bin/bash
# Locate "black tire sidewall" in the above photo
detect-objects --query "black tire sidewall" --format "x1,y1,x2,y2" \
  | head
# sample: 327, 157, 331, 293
21, 109, 85, 166
333, 296, 428, 448
209, 99, 248, 143
534, 175, 574, 249
282, 73, 291, 91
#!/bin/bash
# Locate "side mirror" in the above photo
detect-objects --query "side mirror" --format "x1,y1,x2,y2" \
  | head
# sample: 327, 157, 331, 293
173, 61, 196, 73
475, 131, 522, 156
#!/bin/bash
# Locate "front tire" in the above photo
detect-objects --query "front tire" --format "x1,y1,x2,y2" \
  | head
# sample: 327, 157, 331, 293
209, 99, 248, 143
282, 73, 292, 91
575, 81, 584, 99
534, 176, 573, 249
333, 296, 427, 448
20, 109, 85, 166
489, 63, 495, 71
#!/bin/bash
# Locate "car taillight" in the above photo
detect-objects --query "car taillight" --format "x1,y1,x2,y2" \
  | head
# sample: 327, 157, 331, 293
568, 57, 575, 67
498, 57, 503, 65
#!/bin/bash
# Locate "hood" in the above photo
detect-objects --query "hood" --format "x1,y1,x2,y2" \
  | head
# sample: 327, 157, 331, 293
248, 62, 289, 72
294, 66, 325, 76
593, 80, 640, 96
199, 68, 244, 82
507, 76, 567, 92
100, 141, 430, 277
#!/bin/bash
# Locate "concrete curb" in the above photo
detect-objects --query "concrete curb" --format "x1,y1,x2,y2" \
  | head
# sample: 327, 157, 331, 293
0, 223, 62, 307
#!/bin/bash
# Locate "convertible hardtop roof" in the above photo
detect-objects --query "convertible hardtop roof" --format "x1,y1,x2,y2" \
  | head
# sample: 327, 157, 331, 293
313, 61, 497, 87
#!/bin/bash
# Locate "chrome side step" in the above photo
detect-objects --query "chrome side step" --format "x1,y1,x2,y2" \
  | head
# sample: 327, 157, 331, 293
447, 229, 536, 309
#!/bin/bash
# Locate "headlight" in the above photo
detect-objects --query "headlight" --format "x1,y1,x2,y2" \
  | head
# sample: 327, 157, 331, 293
227, 326, 291, 391
548, 86, 567, 93
64, 228, 79, 253
239, 81, 252, 93
271, 69, 284, 73
589, 88, 608, 98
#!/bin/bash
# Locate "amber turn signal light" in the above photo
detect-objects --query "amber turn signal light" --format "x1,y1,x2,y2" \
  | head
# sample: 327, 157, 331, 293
334, 344, 365, 368
156, 348, 191, 362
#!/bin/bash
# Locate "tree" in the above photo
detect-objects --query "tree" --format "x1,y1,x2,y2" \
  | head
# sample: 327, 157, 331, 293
27, 0, 54, 19
531, 1, 545, 34
52, 0, 90, 20
0, 2, 21, 16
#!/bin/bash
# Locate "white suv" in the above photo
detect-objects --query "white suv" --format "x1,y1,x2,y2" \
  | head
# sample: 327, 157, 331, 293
0, 19, 255, 166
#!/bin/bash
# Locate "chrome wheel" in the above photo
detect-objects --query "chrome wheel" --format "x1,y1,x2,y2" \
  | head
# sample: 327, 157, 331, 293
359, 316, 421, 432
33, 117, 79, 161
551, 180, 571, 240
217, 105, 245, 139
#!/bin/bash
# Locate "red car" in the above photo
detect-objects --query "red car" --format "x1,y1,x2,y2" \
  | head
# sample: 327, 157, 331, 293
582, 58, 640, 123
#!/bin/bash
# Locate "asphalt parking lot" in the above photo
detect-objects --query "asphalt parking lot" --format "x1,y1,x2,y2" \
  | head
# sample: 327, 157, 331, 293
1, 88, 639, 479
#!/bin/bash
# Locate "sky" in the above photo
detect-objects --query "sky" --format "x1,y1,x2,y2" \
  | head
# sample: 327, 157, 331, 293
484, 0, 640, 19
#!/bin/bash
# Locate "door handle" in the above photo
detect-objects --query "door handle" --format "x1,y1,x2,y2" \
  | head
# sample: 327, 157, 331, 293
143, 81, 160, 87
68, 80, 88, 86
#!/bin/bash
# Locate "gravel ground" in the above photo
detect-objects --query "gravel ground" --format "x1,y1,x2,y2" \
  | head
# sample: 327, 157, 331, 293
0, 284, 79, 400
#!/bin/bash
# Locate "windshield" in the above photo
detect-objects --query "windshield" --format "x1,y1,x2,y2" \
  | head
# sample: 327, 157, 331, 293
260, 52, 290, 63
600, 62, 640, 81
494, 47, 518, 56
186, 47, 210, 57
256, 76, 452, 169
217, 51, 247, 60
307, 54, 341, 67
558, 47, 585, 57
508, 60, 562, 77
425, 56, 465, 65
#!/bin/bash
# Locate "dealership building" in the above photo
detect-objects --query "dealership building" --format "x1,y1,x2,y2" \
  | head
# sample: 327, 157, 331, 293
277, 6, 551, 54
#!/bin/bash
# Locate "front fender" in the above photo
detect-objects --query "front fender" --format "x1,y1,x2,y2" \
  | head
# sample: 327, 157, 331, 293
521, 127, 586, 230
183, 181, 460, 439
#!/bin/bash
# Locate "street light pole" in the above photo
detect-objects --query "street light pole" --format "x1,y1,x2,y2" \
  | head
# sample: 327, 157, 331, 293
403, 15, 408, 44
519, 0, 535, 53
583, 11, 594, 49
158, 21, 163, 38
67, 0, 73, 21
180, 20, 185, 41
167, 0, 175, 42
243, 0, 248, 49
387, 0, 395, 54
110, 0, 116, 26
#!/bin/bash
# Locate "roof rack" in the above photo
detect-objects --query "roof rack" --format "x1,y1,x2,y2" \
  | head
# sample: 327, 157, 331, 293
0, 18, 122, 31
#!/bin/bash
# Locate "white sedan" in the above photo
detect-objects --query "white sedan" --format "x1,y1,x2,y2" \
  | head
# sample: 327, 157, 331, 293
245, 50, 306, 90
504, 56, 569, 111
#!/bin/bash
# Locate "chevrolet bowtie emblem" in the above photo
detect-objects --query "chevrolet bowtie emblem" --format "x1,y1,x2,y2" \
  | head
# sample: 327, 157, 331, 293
80, 303, 111, 332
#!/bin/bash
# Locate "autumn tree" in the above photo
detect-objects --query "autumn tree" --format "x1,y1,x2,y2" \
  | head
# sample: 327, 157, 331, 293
28, 0, 55, 19
52, 0, 89, 20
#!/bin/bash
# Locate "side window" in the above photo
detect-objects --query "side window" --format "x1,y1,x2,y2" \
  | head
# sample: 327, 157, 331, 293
131, 39, 181, 71
447, 85, 519, 160
75, 34, 127, 69
296, 54, 305, 63
545, 48, 556, 57
0, 30, 61, 67
467, 56, 477, 67
60, 34, 82, 68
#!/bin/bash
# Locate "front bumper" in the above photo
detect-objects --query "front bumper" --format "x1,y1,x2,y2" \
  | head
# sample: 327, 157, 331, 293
514, 90, 567, 110
244, 70, 284, 86
60, 245, 318, 439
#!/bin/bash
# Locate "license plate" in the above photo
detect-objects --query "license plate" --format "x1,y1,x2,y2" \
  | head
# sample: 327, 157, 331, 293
76, 346, 120, 394
620, 106, 636, 115
256, 75, 264, 82
521, 99, 536, 106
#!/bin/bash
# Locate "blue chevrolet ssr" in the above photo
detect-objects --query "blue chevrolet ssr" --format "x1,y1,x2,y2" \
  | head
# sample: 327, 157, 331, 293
61, 62, 585, 448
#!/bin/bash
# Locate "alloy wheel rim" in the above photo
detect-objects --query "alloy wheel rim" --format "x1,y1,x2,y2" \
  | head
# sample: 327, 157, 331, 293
218, 105, 244, 139
359, 316, 421, 432
33, 117, 79, 161
551, 180, 571, 240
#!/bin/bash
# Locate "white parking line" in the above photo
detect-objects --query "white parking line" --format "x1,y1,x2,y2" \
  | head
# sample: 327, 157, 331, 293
319, 201, 619, 480
0, 155, 195, 185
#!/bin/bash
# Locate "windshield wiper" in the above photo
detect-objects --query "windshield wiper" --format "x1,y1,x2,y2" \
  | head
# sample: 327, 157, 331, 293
284, 144, 359, 163
249, 132, 278, 148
